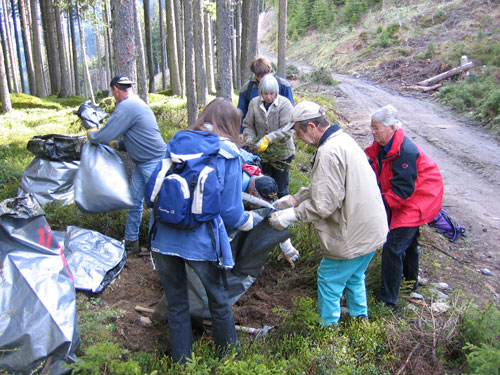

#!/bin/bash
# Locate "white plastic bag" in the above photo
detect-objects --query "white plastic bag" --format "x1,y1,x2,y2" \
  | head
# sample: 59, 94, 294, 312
74, 143, 133, 213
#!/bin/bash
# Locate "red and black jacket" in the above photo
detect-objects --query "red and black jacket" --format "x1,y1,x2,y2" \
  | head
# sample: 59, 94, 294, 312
365, 128, 443, 230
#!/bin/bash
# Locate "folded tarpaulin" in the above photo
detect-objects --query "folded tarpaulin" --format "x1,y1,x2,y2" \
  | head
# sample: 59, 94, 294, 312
17, 157, 80, 206
0, 194, 80, 375
62, 226, 127, 293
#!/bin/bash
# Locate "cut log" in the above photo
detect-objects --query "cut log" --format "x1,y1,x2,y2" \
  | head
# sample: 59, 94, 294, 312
418, 61, 474, 86
402, 83, 442, 92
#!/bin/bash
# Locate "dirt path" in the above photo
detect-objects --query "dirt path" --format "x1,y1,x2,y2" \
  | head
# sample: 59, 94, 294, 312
260, 45, 500, 301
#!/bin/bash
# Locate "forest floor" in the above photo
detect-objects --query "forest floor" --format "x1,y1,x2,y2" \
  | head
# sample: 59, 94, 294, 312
86, 5, 500, 360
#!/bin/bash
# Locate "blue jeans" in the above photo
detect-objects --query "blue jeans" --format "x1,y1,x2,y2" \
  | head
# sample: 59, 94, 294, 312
153, 252, 238, 363
378, 226, 420, 305
317, 252, 375, 325
124, 158, 162, 242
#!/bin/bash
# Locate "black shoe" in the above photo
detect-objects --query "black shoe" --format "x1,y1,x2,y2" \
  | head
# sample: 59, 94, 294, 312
125, 240, 139, 254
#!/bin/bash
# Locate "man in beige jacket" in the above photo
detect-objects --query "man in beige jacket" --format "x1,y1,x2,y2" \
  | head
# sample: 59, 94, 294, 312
269, 101, 388, 324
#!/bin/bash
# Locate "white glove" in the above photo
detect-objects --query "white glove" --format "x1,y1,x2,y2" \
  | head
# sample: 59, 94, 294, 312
278, 238, 300, 268
238, 211, 254, 231
269, 208, 297, 231
273, 195, 295, 209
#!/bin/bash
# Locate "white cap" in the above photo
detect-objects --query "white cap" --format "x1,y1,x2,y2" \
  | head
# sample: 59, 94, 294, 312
283, 101, 326, 131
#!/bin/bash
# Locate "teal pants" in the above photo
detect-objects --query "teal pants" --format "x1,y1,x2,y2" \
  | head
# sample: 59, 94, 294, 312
317, 251, 375, 325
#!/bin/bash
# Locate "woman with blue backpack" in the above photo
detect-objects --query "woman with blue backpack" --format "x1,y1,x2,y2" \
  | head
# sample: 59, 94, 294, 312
148, 98, 255, 363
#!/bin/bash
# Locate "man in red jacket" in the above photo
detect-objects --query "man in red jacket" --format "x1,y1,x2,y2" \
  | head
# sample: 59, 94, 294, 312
365, 105, 443, 309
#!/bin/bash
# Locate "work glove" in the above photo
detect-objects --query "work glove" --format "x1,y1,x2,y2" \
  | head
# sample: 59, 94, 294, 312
109, 140, 120, 151
269, 207, 297, 231
238, 211, 255, 231
256, 136, 269, 153
273, 195, 295, 209
278, 238, 300, 268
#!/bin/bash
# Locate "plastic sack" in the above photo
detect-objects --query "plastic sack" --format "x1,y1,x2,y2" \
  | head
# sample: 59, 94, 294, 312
74, 100, 108, 130
63, 226, 127, 293
17, 157, 80, 206
27, 134, 87, 161
0, 194, 80, 374
154, 207, 290, 320
74, 143, 134, 213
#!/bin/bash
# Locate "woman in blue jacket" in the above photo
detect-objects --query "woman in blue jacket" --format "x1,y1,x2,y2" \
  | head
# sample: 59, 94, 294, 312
150, 98, 254, 363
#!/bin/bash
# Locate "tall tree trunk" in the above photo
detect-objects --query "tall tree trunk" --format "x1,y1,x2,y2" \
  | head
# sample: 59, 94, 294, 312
40, 0, 61, 95
2, 0, 20, 92
134, 0, 148, 102
173, 0, 184, 96
158, 0, 166, 90
69, 3, 80, 95
76, 5, 94, 104
103, 0, 113, 81
203, 11, 215, 94
18, 0, 35, 94
165, 0, 181, 95
0, 46, 12, 112
143, 0, 155, 92
277, 0, 287, 78
193, 0, 207, 106
216, 0, 233, 99
10, 0, 26, 93
183, 0, 197, 124
111, 0, 136, 89
249, 0, 258, 61
0, 6, 12, 92
54, 4, 70, 98
93, 5, 105, 91
234, 0, 241, 88
29, 0, 45, 97
240, 0, 250, 84
230, 5, 237, 90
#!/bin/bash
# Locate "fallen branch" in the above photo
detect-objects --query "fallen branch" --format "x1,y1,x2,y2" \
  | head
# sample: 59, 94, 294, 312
396, 342, 422, 375
420, 241, 471, 264
418, 61, 474, 86
401, 83, 442, 92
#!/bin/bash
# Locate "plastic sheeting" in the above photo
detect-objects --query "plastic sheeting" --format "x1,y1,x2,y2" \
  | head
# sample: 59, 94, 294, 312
17, 157, 80, 206
63, 226, 127, 293
26, 134, 86, 161
74, 101, 108, 130
0, 195, 80, 375
74, 143, 134, 213
186, 207, 291, 319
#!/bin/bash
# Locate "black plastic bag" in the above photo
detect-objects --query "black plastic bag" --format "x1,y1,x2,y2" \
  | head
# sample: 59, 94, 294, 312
74, 100, 108, 130
27, 134, 87, 161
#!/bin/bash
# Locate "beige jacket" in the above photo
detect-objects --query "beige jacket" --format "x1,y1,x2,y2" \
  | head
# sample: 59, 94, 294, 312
293, 129, 388, 260
242, 95, 295, 160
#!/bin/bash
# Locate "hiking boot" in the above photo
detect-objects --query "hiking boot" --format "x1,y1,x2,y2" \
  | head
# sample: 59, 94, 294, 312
125, 240, 139, 254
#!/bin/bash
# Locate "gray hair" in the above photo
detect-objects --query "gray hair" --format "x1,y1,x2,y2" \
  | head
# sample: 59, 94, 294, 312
259, 74, 279, 96
371, 105, 402, 129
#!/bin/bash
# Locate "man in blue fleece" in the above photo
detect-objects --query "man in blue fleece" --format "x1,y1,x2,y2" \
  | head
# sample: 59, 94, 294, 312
86, 75, 167, 253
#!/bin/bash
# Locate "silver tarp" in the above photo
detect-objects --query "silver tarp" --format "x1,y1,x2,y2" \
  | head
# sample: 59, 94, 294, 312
0, 195, 80, 375
63, 226, 126, 293
17, 157, 80, 206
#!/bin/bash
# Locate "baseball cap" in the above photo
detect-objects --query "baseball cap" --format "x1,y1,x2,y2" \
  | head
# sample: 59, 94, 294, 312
253, 176, 278, 201
283, 101, 326, 132
110, 75, 135, 87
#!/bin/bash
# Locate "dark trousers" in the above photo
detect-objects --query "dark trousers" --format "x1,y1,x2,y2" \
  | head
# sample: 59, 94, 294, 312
153, 253, 238, 363
379, 226, 420, 305
262, 155, 293, 198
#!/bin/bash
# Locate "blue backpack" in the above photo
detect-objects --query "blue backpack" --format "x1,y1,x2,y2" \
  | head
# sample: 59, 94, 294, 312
145, 130, 222, 229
